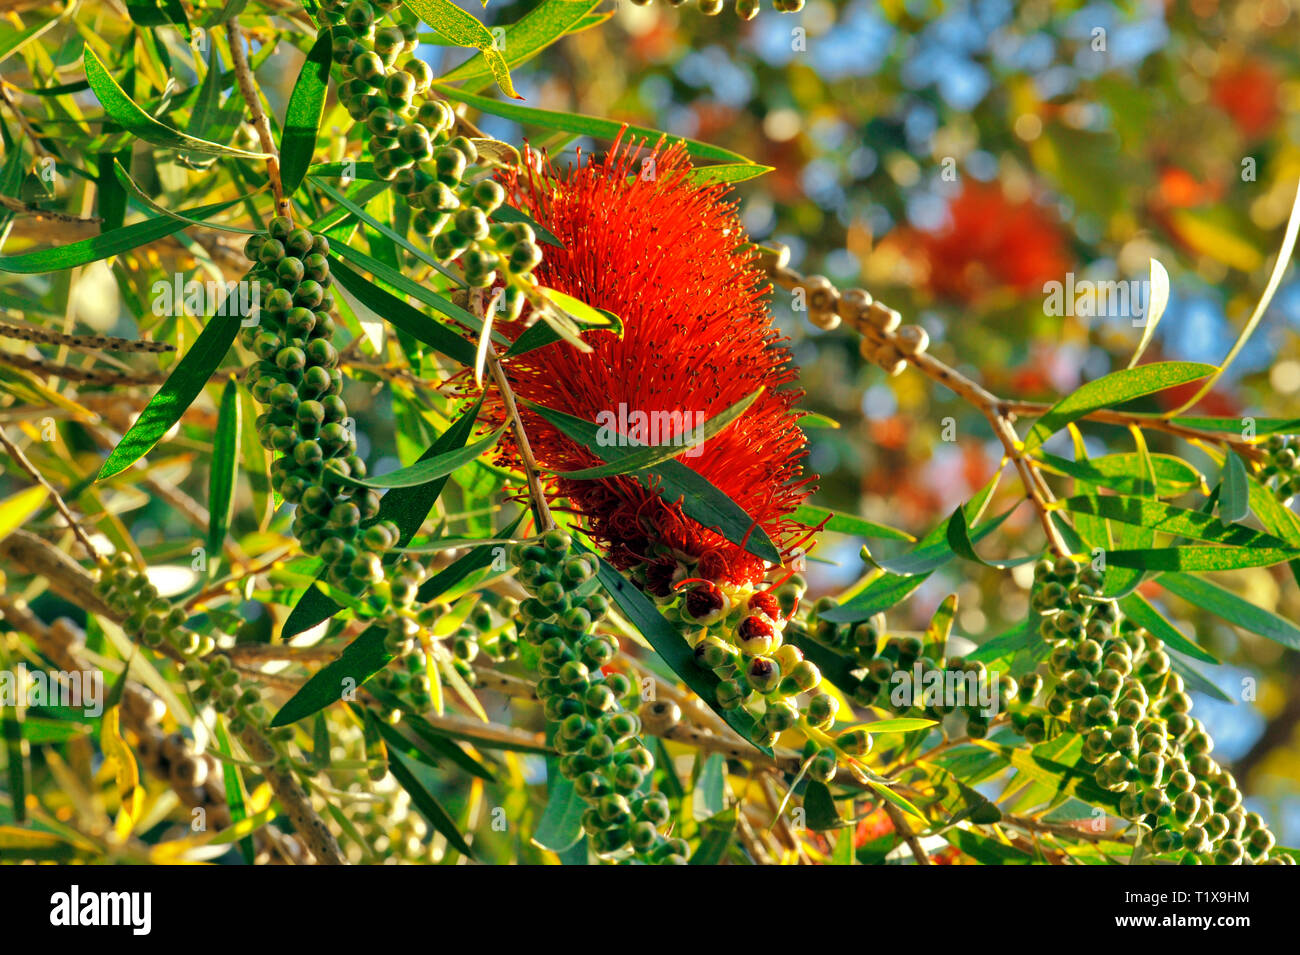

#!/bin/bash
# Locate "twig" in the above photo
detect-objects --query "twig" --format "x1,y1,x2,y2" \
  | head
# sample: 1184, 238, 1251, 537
478, 294, 555, 532
0, 319, 174, 353
0, 352, 167, 386
881, 800, 931, 865
0, 81, 51, 159
224, 21, 289, 221
0, 426, 99, 558
0, 196, 101, 225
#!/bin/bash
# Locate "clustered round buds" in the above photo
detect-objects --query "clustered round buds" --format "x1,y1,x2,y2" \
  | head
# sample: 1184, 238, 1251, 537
801, 601, 1009, 741
93, 552, 291, 766
241, 220, 387, 599
1015, 556, 1288, 865
372, 579, 522, 713
319, 0, 541, 304
666, 574, 849, 758
1259, 435, 1300, 504
509, 531, 684, 863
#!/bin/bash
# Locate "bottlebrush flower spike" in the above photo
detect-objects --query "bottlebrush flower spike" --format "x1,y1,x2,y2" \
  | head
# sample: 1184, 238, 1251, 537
495, 134, 815, 588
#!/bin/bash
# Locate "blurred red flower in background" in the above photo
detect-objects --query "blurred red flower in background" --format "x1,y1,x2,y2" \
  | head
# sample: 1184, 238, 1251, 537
496, 135, 815, 587
1211, 59, 1281, 140
890, 182, 1072, 303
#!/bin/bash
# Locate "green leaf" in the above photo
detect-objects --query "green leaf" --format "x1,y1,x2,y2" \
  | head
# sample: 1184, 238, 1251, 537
530, 401, 780, 564
802, 781, 847, 830
440, 0, 605, 92
0, 198, 240, 274
388, 749, 475, 858
1219, 451, 1249, 524
532, 759, 586, 852
1024, 362, 1215, 450
337, 429, 501, 490
434, 84, 757, 165
402, 0, 520, 99
1037, 451, 1202, 497
789, 504, 914, 542
1116, 593, 1218, 664
818, 572, 929, 624
493, 202, 563, 249
946, 506, 1038, 569
684, 163, 774, 186
282, 399, 484, 638
206, 376, 240, 566
586, 548, 768, 753
552, 388, 761, 480
273, 518, 522, 725
1058, 494, 1289, 549
83, 46, 266, 159
330, 248, 478, 366
1159, 573, 1300, 650
279, 30, 333, 195
113, 160, 258, 234
1101, 546, 1299, 572
840, 718, 938, 734
96, 270, 251, 481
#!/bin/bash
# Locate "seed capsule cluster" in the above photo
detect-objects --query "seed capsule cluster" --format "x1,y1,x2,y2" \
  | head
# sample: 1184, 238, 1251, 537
668, 576, 843, 763
320, 0, 542, 303
1259, 434, 1300, 503
510, 530, 684, 863
94, 552, 290, 752
371, 582, 522, 712
1022, 556, 1285, 864
802, 602, 1012, 741
240, 220, 393, 599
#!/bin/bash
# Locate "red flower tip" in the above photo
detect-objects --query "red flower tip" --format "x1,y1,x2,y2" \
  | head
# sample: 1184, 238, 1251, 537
495, 133, 816, 587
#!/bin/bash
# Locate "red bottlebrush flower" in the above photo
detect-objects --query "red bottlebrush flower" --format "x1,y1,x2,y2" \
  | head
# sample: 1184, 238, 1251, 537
893, 182, 1072, 303
496, 135, 815, 587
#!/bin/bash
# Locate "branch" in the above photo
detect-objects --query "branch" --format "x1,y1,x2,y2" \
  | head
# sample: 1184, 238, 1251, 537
224, 21, 289, 221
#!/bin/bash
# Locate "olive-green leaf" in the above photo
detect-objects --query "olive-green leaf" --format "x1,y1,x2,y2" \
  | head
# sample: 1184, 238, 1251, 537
402, 0, 521, 99
1024, 362, 1215, 451
206, 377, 241, 566
83, 46, 267, 159
96, 270, 251, 481
279, 30, 333, 195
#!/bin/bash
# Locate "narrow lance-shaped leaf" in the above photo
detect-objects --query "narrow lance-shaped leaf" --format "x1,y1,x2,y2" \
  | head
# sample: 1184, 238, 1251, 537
0, 198, 242, 274
329, 248, 479, 367
439, 0, 605, 92
1025, 362, 1215, 451
585, 546, 768, 754
1159, 573, 1300, 650
206, 376, 241, 570
434, 84, 759, 165
1057, 494, 1289, 549
335, 428, 502, 490
279, 29, 333, 195
83, 46, 267, 159
97, 269, 252, 481
552, 387, 762, 480
402, 0, 521, 99
1219, 451, 1250, 524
